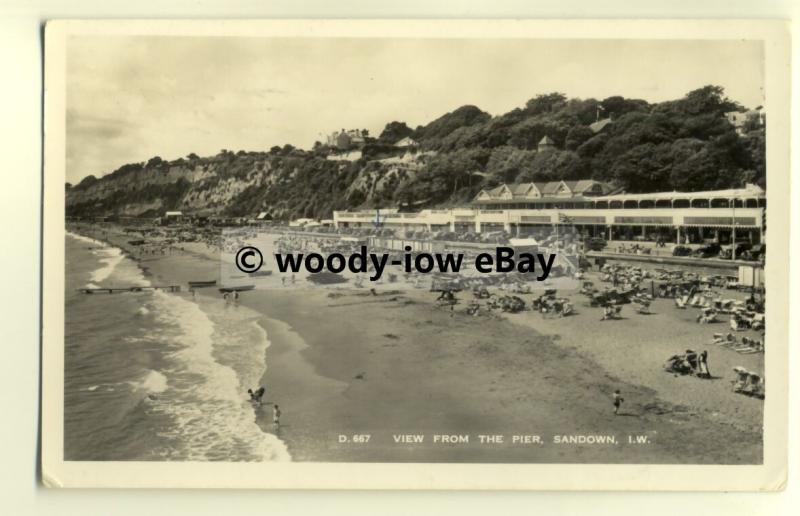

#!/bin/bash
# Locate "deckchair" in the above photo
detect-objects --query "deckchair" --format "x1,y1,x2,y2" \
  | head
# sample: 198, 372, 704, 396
732, 367, 750, 392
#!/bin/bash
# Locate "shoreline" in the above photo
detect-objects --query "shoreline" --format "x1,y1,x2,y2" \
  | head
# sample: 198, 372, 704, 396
65, 224, 764, 463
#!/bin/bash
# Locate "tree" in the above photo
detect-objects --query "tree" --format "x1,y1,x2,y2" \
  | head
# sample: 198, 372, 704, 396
507, 119, 567, 150
146, 156, 164, 168
656, 85, 741, 117
414, 105, 490, 142
485, 146, 537, 183
524, 93, 567, 116
378, 121, 413, 143
600, 96, 649, 119
742, 130, 766, 187
608, 143, 673, 192
681, 85, 741, 116
515, 150, 587, 183
564, 126, 595, 151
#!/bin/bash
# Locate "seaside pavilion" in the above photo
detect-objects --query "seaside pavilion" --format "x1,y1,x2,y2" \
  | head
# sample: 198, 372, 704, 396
332, 181, 766, 246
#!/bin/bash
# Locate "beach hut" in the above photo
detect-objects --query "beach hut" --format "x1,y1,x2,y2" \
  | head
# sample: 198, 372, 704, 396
163, 211, 184, 225
738, 265, 764, 289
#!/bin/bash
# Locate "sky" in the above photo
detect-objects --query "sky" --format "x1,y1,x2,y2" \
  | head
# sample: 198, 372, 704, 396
65, 36, 764, 184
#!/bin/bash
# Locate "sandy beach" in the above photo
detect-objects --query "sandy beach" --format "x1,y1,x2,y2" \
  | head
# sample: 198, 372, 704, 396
71, 224, 764, 464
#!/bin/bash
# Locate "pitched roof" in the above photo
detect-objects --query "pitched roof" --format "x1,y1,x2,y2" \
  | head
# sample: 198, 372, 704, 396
589, 118, 612, 133
572, 179, 609, 194
486, 185, 506, 197
511, 183, 532, 196
538, 135, 555, 145
474, 180, 616, 202
538, 181, 566, 195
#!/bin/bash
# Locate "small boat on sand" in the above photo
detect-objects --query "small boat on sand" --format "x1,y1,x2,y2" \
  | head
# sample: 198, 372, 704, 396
188, 280, 217, 288
248, 270, 273, 277
218, 285, 256, 293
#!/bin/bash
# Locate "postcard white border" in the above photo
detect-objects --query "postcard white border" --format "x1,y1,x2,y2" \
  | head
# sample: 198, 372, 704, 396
42, 18, 790, 490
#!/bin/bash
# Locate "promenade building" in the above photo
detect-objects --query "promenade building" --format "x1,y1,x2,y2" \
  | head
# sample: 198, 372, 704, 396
332, 180, 766, 245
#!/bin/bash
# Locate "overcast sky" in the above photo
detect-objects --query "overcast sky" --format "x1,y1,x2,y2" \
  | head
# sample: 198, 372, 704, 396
66, 36, 764, 184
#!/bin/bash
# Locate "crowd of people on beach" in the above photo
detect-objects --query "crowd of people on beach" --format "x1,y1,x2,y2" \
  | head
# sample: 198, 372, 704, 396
73, 221, 766, 420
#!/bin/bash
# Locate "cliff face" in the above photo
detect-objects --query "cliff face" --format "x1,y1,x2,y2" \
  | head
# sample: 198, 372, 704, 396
65, 150, 426, 220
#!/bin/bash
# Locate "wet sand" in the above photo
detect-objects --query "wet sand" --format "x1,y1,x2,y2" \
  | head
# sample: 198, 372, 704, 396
70, 224, 764, 464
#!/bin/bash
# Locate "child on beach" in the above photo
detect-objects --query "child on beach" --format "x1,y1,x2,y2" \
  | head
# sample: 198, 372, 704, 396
273, 404, 281, 426
613, 390, 624, 415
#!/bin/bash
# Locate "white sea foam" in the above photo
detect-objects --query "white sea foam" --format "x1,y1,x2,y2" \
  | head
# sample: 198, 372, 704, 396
66, 231, 104, 247
149, 290, 291, 462
66, 230, 287, 461
138, 370, 169, 393
91, 247, 125, 283
67, 231, 149, 287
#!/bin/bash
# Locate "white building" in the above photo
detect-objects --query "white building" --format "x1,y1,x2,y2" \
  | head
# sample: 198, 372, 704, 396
394, 136, 418, 148
333, 182, 766, 245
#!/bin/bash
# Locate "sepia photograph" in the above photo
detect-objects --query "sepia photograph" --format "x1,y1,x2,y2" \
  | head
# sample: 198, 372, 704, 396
41, 19, 790, 489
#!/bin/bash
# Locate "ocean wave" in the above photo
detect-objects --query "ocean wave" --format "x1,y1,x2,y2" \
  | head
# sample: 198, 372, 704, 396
135, 370, 169, 394
150, 290, 291, 462
66, 231, 105, 247
67, 231, 150, 287
91, 247, 125, 283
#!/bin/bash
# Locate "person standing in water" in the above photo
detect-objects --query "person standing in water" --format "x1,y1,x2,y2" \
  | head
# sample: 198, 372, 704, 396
272, 404, 281, 427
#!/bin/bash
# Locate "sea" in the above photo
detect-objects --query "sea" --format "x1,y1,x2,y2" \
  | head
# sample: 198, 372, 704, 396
64, 232, 290, 461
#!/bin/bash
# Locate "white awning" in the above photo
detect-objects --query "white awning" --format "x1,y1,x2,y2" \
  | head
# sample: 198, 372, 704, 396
593, 184, 765, 202
509, 238, 540, 246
